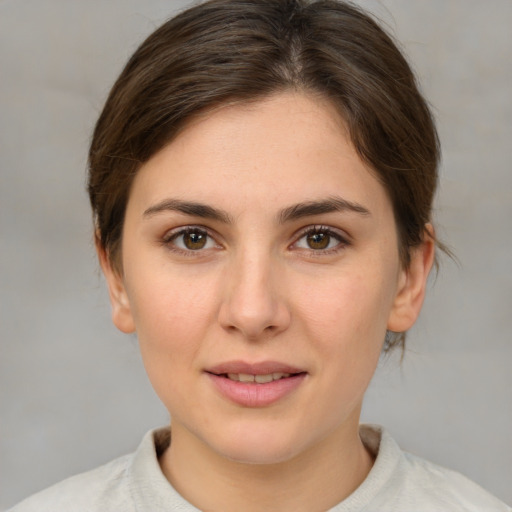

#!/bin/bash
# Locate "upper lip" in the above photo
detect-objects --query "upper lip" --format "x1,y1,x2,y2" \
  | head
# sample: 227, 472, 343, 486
206, 360, 306, 375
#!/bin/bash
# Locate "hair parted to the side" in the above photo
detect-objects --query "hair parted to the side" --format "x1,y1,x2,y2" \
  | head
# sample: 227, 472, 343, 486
88, 0, 441, 352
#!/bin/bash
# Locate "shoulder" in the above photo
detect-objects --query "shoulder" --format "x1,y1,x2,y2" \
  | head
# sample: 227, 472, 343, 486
8, 428, 178, 512
8, 452, 134, 512
399, 450, 511, 511
356, 425, 511, 512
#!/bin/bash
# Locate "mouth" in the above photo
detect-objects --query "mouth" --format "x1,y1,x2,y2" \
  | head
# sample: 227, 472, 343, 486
205, 360, 307, 382
205, 362, 307, 407
223, 372, 293, 383
209, 371, 304, 384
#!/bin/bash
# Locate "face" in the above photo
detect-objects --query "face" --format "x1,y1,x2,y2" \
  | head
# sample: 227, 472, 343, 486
101, 92, 433, 465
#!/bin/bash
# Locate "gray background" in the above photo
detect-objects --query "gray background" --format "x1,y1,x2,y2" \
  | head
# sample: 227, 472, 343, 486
1, 0, 511, 508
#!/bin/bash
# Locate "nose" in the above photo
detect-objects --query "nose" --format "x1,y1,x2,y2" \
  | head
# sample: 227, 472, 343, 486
217, 250, 291, 341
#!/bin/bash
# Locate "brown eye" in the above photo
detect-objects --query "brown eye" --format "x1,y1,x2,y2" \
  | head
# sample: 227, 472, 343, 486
166, 227, 217, 252
183, 231, 207, 250
306, 232, 330, 250
293, 226, 348, 253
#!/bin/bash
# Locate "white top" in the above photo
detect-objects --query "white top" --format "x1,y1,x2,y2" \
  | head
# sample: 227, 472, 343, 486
9, 425, 511, 511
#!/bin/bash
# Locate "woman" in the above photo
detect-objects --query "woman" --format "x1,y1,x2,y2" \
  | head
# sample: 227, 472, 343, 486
10, 0, 510, 510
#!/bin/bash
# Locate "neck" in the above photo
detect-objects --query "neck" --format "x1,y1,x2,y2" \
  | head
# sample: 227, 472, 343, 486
159, 417, 374, 512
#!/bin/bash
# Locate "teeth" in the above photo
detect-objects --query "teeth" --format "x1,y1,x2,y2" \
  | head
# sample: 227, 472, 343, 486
272, 372, 290, 380
226, 372, 292, 383
255, 374, 273, 384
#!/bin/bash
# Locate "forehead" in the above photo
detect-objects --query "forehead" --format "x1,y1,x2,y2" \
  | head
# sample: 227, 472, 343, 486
127, 92, 391, 221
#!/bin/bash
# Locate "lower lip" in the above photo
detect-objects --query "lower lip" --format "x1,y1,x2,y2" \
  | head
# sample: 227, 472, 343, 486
207, 373, 307, 407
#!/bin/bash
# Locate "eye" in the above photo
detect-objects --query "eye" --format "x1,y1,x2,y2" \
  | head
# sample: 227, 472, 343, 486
164, 227, 218, 252
293, 226, 348, 253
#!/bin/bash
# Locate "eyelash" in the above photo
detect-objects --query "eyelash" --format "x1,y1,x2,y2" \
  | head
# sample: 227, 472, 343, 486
292, 225, 350, 255
162, 224, 349, 256
162, 226, 220, 256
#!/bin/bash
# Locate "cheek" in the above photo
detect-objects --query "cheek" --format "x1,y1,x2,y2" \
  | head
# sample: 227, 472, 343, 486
127, 260, 218, 331
290, 264, 397, 398
294, 268, 394, 349
126, 281, 209, 413
123, 267, 220, 382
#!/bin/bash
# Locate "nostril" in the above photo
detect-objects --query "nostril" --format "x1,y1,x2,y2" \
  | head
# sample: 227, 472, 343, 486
217, 289, 292, 340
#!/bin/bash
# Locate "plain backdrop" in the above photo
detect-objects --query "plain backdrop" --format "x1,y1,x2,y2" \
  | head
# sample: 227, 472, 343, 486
1, 0, 511, 509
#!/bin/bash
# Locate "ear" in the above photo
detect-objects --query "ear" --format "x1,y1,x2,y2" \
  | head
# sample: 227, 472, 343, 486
96, 238, 136, 334
387, 226, 436, 333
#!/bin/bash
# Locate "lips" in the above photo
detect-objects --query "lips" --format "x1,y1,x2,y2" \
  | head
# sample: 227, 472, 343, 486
205, 361, 307, 407
226, 372, 291, 383
207, 360, 304, 376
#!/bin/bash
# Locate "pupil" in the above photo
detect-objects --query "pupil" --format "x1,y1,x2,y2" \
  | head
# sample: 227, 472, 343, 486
184, 232, 206, 250
307, 232, 329, 250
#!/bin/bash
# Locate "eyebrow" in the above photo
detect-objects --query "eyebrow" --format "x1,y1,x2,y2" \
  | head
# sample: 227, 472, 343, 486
143, 199, 233, 224
278, 196, 371, 223
143, 195, 371, 224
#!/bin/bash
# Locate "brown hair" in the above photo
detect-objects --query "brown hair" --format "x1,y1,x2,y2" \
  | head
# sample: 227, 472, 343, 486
88, 0, 441, 351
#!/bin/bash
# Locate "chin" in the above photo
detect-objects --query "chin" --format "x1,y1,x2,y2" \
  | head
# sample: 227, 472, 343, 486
219, 442, 299, 466
205, 423, 311, 466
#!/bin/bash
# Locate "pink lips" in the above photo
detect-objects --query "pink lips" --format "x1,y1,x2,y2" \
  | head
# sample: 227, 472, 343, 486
206, 361, 307, 407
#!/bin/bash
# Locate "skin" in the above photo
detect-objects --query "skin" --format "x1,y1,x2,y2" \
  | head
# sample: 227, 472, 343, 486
99, 92, 434, 512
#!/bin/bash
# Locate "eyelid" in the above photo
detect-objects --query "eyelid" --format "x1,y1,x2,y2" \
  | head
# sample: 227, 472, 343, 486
290, 224, 351, 253
162, 225, 223, 253
163, 224, 206, 241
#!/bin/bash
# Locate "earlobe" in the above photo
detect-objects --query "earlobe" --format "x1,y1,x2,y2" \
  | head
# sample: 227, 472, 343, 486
387, 227, 436, 333
96, 240, 136, 334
